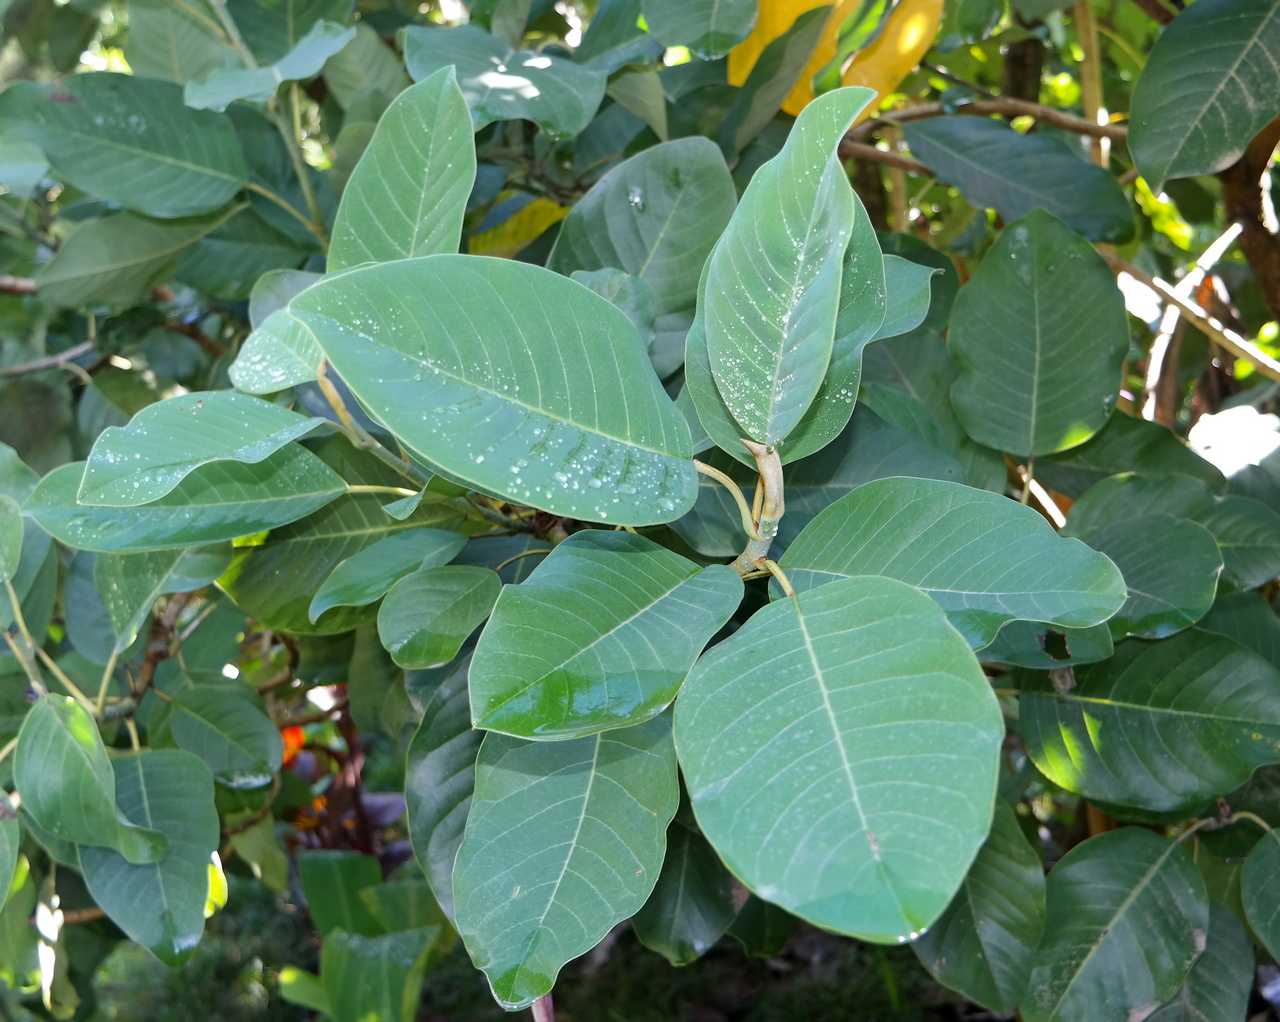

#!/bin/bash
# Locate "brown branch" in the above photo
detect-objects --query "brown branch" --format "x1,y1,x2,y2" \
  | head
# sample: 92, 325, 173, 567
60, 907, 106, 925
0, 341, 95, 377
167, 319, 227, 357
0, 276, 35, 296
1129, 0, 1175, 24
1218, 113, 1280, 321
838, 141, 931, 176
849, 98, 1128, 143
279, 697, 349, 727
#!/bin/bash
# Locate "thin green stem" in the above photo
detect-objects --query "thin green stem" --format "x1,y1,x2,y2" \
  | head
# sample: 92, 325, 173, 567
761, 559, 796, 598
493, 548, 551, 573
0, 735, 17, 766
4, 580, 47, 698
210, 0, 257, 66
174, 0, 232, 43
346, 484, 418, 497
316, 359, 431, 487
1229, 810, 1274, 833
243, 181, 326, 244
694, 459, 763, 541
95, 652, 118, 716
275, 84, 328, 246
1020, 456, 1035, 506
33, 646, 97, 714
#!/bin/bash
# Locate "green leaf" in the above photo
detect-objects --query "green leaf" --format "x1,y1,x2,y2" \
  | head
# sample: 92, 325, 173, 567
606, 69, 669, 142
170, 687, 283, 789
571, 269, 657, 354
0, 496, 21, 584
726, 894, 795, 957
15, 696, 169, 864
80, 391, 323, 506
1036, 413, 1227, 499
0, 131, 47, 194
548, 136, 737, 347
228, 0, 356, 64
309, 528, 466, 622
78, 750, 221, 965
1196, 590, 1280, 669
348, 620, 412, 738
703, 86, 873, 446
453, 716, 679, 1010
675, 575, 1003, 941
902, 118, 1134, 244
913, 801, 1046, 1014
1068, 513, 1221, 639
377, 565, 500, 669
1062, 473, 1216, 539
640, 0, 757, 58
1148, 902, 1253, 1022
184, 21, 356, 110
249, 267, 321, 329
359, 879, 450, 937
229, 307, 323, 395
34, 209, 237, 309
322, 23, 410, 108
227, 812, 289, 891
321, 929, 433, 1022
1194, 495, 1280, 590
175, 207, 311, 300
1129, 0, 1280, 190
1020, 829, 1208, 1022
297, 851, 384, 936
406, 655, 480, 922
278, 966, 332, 1015
0, 795, 19, 912
948, 209, 1128, 457
260, 255, 698, 525
778, 477, 1126, 649
1022, 630, 1280, 814
124, 0, 234, 83
470, 531, 741, 739
25, 447, 346, 553
91, 548, 184, 654
718, 7, 832, 155
632, 809, 737, 966
575, 0, 665, 71
979, 620, 1115, 670
403, 24, 606, 140
328, 68, 476, 271
0, 73, 247, 218
872, 256, 938, 341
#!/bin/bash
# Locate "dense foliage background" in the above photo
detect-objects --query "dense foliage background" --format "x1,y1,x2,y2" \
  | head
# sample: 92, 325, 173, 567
2, 0, 1280, 1019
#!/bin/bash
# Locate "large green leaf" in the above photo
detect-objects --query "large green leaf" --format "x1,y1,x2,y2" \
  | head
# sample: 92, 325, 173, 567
0, 496, 20, 584
328, 68, 475, 271
548, 137, 737, 336
321, 929, 434, 1022
948, 209, 1128, 457
778, 477, 1126, 649
91, 547, 195, 654
675, 575, 1003, 941
1020, 829, 1208, 1022
254, 256, 697, 525
403, 24, 606, 140
1196, 495, 1280, 590
902, 117, 1134, 244
175, 207, 311, 299
1069, 513, 1221, 639
14, 696, 169, 864
184, 20, 355, 110
227, 0, 356, 64
124, 0, 233, 83
297, 851, 384, 936
913, 800, 1046, 1014
632, 807, 737, 966
34, 209, 237, 309
1197, 590, 1280, 669
639, 0, 757, 58
1129, 0, 1280, 190
377, 565, 500, 669
453, 716, 678, 1009
0, 73, 247, 218
1148, 902, 1253, 1022
170, 687, 283, 789
79, 750, 220, 966
229, 307, 324, 394
25, 447, 346, 553
309, 528, 466, 621
322, 23, 410, 109
405, 656, 480, 921
0, 794, 19, 913
1022, 630, 1280, 814
1243, 827, 1280, 960
79, 391, 323, 506
469, 530, 741, 739
702, 86, 872, 446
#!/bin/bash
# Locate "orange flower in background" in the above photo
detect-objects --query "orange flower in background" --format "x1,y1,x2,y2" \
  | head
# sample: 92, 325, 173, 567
281, 725, 305, 766
728, 0, 943, 120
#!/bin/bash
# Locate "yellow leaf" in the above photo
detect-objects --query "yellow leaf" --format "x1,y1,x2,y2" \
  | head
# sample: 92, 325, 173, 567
469, 191, 569, 259
204, 851, 228, 919
842, 0, 943, 124
728, 0, 862, 116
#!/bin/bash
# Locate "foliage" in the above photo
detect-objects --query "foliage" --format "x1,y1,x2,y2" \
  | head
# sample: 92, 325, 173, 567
1, 0, 1280, 1020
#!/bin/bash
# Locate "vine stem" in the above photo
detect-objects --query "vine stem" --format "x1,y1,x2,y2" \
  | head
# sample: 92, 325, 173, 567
731, 440, 784, 577
4, 580, 47, 699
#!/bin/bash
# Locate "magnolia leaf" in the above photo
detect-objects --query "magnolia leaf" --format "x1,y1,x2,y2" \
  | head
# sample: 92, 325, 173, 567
470, 530, 741, 739
79, 391, 324, 506
329, 68, 475, 270
79, 750, 221, 965
254, 255, 697, 525
25, 448, 346, 553
949, 210, 1128, 457
0, 73, 246, 217
453, 716, 678, 1009
675, 575, 1003, 941
1020, 829, 1208, 1022
779, 477, 1127, 648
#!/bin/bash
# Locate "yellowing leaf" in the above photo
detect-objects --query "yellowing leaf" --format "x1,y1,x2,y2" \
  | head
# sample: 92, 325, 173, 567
728, 0, 862, 116
204, 852, 228, 919
469, 191, 569, 259
842, 0, 942, 123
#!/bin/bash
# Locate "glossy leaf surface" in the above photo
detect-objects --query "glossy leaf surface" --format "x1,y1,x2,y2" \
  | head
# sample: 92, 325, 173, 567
640, 0, 756, 58
1148, 902, 1253, 1022
309, 528, 466, 621
170, 688, 284, 790
378, 566, 501, 669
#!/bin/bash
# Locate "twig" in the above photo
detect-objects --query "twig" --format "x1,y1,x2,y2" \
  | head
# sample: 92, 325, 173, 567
849, 97, 1129, 143
277, 84, 328, 247
1128, 0, 1175, 24
761, 559, 796, 599
1102, 251, 1280, 383
167, 319, 227, 357
222, 774, 282, 837
493, 549, 551, 573
920, 62, 996, 99
1074, 0, 1107, 167
60, 907, 106, 925
837, 141, 931, 176
279, 697, 349, 727
731, 441, 784, 577
0, 276, 35, 296
0, 342, 96, 377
